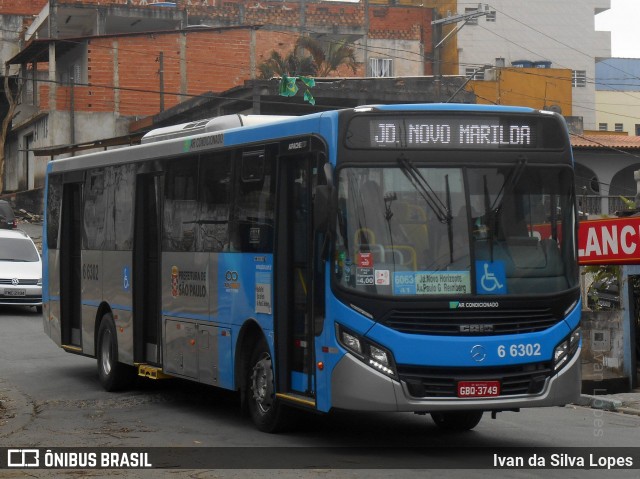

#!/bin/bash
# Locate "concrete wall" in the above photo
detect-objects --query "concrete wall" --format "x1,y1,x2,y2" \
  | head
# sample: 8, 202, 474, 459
457, 0, 611, 130
469, 67, 573, 114
581, 309, 625, 380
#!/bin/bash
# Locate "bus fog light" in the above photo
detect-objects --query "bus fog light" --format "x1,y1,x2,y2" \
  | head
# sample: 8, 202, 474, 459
368, 358, 395, 377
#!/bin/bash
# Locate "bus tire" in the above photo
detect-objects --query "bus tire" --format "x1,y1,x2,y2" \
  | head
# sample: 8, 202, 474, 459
431, 411, 483, 432
247, 337, 288, 433
96, 313, 135, 392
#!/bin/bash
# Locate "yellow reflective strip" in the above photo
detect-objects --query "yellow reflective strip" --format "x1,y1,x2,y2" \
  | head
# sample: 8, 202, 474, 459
61, 344, 82, 353
276, 393, 316, 407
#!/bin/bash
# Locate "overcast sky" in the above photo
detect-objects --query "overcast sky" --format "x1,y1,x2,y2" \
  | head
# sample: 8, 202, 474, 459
595, 0, 640, 58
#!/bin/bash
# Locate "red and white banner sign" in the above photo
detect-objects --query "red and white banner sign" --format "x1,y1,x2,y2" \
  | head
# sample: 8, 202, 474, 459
578, 217, 640, 265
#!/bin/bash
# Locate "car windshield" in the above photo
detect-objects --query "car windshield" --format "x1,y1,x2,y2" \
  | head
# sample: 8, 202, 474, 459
333, 164, 578, 297
0, 204, 13, 218
0, 238, 40, 262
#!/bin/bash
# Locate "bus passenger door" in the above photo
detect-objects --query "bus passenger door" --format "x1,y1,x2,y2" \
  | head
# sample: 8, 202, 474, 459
133, 174, 162, 365
60, 182, 83, 348
276, 152, 322, 402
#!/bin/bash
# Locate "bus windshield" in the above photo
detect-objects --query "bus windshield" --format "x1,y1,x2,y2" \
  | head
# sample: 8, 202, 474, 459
333, 164, 578, 297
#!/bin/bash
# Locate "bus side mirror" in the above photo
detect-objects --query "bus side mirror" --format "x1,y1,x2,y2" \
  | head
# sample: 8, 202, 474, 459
314, 185, 333, 233
314, 162, 335, 233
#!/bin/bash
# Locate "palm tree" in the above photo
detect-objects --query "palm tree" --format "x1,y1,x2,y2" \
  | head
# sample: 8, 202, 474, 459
258, 50, 316, 79
258, 36, 358, 79
295, 36, 358, 77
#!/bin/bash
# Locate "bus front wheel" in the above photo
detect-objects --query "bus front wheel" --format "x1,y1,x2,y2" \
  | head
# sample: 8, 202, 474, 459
431, 411, 483, 432
96, 313, 135, 392
247, 337, 288, 433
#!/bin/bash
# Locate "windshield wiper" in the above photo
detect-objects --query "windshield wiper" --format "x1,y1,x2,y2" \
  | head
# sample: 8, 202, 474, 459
490, 157, 528, 212
398, 156, 454, 264
397, 156, 451, 225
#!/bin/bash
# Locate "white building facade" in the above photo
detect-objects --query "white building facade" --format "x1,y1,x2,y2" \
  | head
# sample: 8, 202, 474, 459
456, 0, 611, 130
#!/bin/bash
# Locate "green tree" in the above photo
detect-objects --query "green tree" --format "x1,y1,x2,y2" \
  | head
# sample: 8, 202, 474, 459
258, 50, 316, 79
258, 36, 358, 79
295, 36, 358, 77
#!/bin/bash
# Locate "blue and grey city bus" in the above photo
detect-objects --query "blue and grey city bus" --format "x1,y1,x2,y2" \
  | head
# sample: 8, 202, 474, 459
43, 104, 581, 432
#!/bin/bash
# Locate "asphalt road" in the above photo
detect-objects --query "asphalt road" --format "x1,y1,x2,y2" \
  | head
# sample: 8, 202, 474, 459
1, 308, 640, 478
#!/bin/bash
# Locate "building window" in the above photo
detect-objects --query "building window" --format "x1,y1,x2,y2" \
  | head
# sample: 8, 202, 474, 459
598, 123, 608, 131
486, 10, 497, 22
465, 67, 485, 80
635, 124, 640, 136
615, 123, 624, 132
369, 58, 393, 78
572, 70, 587, 87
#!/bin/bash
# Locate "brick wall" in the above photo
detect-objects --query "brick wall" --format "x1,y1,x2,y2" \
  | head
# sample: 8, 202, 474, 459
0, 0, 47, 15
45, 30, 258, 116
370, 7, 431, 43
29, 1, 434, 116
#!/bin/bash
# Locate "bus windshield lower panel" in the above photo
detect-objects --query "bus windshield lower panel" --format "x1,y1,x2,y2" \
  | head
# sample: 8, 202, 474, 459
333, 165, 578, 297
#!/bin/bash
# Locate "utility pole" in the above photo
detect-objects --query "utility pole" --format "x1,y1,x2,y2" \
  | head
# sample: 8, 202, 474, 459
432, 4, 492, 101
158, 51, 165, 112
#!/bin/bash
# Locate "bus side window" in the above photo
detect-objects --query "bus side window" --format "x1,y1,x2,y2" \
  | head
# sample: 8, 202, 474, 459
230, 150, 275, 252
198, 153, 231, 252
83, 171, 106, 250
46, 175, 63, 249
163, 157, 198, 252
105, 165, 136, 251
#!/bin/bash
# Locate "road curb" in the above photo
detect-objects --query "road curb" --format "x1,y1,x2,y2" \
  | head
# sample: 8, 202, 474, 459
576, 394, 623, 411
616, 406, 640, 417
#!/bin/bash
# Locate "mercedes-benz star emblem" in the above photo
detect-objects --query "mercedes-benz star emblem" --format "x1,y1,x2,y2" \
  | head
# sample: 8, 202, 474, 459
470, 345, 486, 362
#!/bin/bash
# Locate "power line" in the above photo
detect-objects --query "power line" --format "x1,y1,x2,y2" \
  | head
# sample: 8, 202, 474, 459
3, 7, 639, 127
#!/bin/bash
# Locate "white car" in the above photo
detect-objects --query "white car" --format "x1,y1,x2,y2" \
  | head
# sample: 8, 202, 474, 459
0, 229, 42, 313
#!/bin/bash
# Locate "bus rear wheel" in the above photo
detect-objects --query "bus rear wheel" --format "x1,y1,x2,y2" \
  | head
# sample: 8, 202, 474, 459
247, 338, 288, 433
431, 411, 483, 432
96, 313, 135, 392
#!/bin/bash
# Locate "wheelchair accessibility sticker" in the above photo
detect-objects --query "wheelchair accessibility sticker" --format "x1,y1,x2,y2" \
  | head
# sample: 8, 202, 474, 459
476, 261, 507, 295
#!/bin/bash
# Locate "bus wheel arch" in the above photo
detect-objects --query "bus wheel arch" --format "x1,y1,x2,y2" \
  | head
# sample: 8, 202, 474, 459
93, 302, 113, 355
235, 320, 264, 408
95, 307, 135, 392
235, 320, 288, 433
246, 335, 289, 433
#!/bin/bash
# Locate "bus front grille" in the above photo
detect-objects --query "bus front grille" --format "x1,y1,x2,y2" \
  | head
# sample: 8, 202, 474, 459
383, 308, 559, 335
397, 363, 553, 398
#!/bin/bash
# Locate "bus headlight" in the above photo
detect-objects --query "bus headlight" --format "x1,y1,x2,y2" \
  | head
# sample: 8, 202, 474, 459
336, 324, 397, 379
340, 330, 362, 355
553, 328, 581, 371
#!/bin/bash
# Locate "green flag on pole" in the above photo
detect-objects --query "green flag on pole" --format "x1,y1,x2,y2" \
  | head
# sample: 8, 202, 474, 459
279, 75, 315, 104
279, 75, 298, 97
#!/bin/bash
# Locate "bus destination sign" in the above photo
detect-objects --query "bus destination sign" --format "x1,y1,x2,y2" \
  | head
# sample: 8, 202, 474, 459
347, 116, 540, 149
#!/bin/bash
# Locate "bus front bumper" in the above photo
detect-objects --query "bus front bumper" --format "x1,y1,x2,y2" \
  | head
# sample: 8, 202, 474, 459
330, 348, 581, 412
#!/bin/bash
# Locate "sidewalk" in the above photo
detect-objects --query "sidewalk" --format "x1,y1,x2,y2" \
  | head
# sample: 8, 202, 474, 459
577, 390, 640, 416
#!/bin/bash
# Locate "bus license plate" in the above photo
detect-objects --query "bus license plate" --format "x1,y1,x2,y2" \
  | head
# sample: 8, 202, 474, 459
4, 289, 26, 296
457, 381, 500, 398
